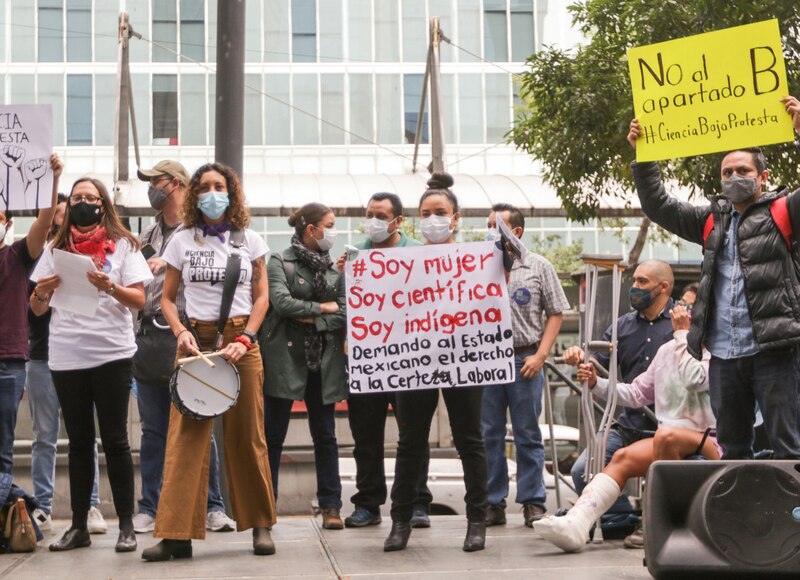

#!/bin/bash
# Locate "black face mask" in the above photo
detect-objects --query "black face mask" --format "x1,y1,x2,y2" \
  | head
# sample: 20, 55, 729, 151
69, 202, 102, 227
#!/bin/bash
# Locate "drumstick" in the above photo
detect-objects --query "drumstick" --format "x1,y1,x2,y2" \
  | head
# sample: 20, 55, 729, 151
177, 351, 224, 366
179, 368, 236, 401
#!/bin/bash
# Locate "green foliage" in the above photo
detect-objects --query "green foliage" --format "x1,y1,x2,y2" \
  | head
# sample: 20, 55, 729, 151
529, 234, 584, 283
508, 1, 800, 222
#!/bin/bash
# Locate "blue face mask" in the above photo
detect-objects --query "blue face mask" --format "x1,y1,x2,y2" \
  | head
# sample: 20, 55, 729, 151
629, 286, 654, 311
197, 191, 229, 220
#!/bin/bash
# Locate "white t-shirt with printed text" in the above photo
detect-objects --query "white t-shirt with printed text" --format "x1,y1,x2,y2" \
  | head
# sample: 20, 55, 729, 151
31, 238, 154, 371
161, 228, 269, 321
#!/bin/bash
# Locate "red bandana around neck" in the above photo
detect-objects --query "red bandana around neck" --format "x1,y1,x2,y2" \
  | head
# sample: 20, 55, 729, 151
67, 225, 116, 269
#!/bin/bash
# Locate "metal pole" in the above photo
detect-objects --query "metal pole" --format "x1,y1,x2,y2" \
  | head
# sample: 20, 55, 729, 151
428, 17, 446, 174
114, 12, 130, 184
215, 0, 246, 175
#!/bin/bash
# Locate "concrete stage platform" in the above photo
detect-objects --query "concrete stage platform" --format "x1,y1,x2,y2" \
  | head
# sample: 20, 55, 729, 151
0, 515, 652, 579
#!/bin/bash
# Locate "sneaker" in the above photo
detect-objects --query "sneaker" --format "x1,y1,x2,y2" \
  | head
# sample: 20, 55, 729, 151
623, 523, 645, 548
485, 504, 506, 526
33, 508, 52, 532
410, 505, 430, 529
344, 507, 382, 528
523, 504, 546, 528
206, 510, 236, 532
321, 508, 344, 530
132, 512, 156, 533
87, 506, 108, 534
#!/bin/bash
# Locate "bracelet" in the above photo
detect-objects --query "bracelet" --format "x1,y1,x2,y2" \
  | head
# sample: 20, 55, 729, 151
32, 288, 50, 304
105, 283, 116, 296
234, 335, 253, 349
176, 329, 191, 339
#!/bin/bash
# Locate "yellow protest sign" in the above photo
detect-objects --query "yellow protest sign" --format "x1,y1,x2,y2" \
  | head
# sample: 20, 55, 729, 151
628, 19, 795, 162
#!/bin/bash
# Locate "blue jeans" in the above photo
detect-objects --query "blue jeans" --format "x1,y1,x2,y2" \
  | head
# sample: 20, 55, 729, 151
709, 348, 800, 459
0, 360, 26, 475
26, 360, 100, 513
135, 379, 225, 516
571, 429, 634, 513
264, 371, 342, 510
481, 351, 546, 507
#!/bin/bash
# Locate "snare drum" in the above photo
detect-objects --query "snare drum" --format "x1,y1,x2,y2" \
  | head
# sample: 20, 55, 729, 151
169, 357, 241, 420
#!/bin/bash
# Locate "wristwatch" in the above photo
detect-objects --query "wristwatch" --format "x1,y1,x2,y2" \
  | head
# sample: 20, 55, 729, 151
242, 329, 258, 343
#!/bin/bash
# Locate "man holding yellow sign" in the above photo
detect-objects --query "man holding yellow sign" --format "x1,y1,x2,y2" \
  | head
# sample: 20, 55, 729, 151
627, 93, 800, 461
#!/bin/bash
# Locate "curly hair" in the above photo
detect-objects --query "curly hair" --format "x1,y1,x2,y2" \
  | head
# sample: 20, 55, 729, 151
52, 178, 140, 251
181, 162, 250, 229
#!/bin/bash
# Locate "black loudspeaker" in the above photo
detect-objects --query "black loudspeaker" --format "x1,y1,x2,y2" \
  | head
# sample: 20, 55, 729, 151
644, 460, 800, 579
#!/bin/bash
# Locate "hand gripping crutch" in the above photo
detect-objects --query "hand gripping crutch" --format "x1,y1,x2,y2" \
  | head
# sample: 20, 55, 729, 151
578, 254, 625, 544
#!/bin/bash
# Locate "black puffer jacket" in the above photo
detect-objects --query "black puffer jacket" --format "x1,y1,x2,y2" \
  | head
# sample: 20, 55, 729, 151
633, 161, 800, 359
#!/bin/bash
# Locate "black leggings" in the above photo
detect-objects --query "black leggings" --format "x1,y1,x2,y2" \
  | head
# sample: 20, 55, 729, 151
52, 358, 135, 521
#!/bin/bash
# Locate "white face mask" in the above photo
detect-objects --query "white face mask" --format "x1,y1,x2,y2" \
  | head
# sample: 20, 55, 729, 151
485, 227, 501, 242
314, 226, 337, 252
420, 214, 453, 244
364, 217, 396, 244
0, 223, 6, 244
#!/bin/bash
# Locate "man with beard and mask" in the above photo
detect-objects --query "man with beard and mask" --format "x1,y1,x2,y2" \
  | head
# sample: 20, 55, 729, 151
335, 192, 433, 529
562, 259, 675, 548
131, 161, 235, 535
627, 95, 800, 461
0, 153, 62, 486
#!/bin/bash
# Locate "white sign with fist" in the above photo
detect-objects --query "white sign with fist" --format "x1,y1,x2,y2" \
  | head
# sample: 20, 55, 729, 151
0, 104, 53, 212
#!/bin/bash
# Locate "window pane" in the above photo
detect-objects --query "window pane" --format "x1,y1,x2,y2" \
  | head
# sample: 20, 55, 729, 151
67, 74, 92, 145
401, 0, 426, 62
429, 0, 454, 63
208, 73, 216, 140
244, 74, 262, 145
152, 0, 177, 62
374, 2, 398, 62
510, 0, 534, 62
484, 4, 508, 62
11, 0, 36, 62
39, 75, 65, 146
292, 0, 316, 62
264, 74, 290, 145
376, 74, 401, 144
181, 0, 205, 62
38, 0, 63, 63
95, 74, 115, 146
348, 0, 371, 62
132, 73, 151, 144
127, 0, 150, 62
10, 75, 35, 104
265, 0, 289, 62
485, 74, 510, 141
349, 74, 373, 144
207, 0, 217, 64
153, 74, 178, 144
67, 0, 91, 62
0, 0, 4, 62
292, 74, 319, 145
181, 74, 206, 145
321, 74, 344, 144
404, 73, 427, 144
458, 74, 482, 143
441, 73, 457, 145
319, 0, 342, 62
457, 0, 480, 58
245, 0, 261, 62
94, 2, 117, 63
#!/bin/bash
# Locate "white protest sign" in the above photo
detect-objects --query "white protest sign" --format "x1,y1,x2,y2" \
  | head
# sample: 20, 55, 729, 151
0, 105, 53, 212
497, 214, 527, 262
345, 241, 515, 394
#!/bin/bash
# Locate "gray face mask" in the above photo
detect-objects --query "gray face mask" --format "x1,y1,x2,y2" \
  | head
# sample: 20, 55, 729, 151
720, 173, 758, 204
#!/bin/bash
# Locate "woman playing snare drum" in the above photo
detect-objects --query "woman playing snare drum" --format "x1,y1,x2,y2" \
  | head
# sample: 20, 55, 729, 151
141, 163, 277, 561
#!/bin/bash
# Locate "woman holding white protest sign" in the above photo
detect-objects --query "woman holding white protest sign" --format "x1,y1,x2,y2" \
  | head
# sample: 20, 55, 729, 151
30, 176, 152, 553
261, 202, 348, 530
385, 172, 489, 553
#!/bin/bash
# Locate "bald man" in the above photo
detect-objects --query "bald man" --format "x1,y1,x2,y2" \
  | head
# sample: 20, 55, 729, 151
563, 260, 676, 547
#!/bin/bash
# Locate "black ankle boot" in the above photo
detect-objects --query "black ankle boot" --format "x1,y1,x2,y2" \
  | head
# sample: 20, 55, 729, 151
141, 539, 193, 561
383, 521, 412, 552
115, 528, 138, 552
253, 527, 276, 555
49, 528, 91, 551
463, 521, 486, 552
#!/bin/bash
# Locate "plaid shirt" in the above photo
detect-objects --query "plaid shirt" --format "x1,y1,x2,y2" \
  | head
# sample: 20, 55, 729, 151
139, 214, 185, 318
506, 252, 570, 348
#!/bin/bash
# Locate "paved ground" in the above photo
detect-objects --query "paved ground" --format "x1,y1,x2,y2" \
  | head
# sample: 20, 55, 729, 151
0, 515, 652, 579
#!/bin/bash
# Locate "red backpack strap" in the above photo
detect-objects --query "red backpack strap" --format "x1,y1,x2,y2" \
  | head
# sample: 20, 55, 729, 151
702, 213, 715, 249
770, 196, 792, 249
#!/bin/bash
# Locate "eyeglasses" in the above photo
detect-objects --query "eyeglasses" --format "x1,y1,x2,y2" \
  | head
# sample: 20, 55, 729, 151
70, 194, 101, 205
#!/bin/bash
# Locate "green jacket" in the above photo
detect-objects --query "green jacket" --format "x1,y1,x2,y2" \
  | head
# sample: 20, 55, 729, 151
261, 247, 348, 405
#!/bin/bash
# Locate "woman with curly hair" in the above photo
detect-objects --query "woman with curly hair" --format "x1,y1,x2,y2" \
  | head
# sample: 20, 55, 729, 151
141, 163, 277, 561
30, 176, 153, 553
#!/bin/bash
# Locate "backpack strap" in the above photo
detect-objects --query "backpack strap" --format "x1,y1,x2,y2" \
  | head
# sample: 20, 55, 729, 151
702, 213, 715, 249
769, 196, 792, 249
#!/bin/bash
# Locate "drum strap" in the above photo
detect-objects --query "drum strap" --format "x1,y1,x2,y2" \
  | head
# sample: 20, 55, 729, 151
214, 229, 245, 350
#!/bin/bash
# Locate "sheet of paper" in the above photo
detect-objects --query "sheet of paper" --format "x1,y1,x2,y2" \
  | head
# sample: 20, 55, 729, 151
50, 249, 99, 317
497, 214, 528, 262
